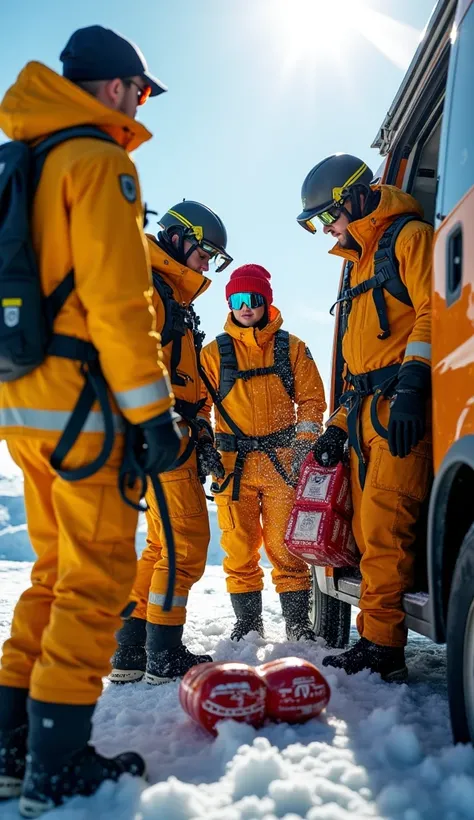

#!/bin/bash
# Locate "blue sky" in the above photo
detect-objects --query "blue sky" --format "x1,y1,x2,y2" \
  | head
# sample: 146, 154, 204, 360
1, 0, 435, 394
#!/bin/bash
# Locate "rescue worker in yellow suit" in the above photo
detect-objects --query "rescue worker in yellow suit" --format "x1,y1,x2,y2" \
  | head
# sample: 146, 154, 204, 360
200, 265, 327, 641
297, 154, 433, 682
110, 201, 232, 685
0, 26, 181, 815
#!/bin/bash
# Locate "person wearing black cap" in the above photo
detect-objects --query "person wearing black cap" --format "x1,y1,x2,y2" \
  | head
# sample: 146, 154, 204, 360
60, 24, 168, 117
0, 25, 178, 816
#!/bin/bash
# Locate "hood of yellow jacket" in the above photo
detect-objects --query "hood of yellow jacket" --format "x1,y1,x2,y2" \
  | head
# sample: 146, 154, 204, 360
0, 61, 152, 151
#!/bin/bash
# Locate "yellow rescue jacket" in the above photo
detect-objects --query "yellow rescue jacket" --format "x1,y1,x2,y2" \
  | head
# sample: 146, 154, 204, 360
201, 306, 326, 441
0, 62, 173, 440
330, 185, 432, 431
147, 236, 210, 418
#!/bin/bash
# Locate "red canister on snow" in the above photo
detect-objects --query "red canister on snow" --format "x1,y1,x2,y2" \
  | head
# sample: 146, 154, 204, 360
179, 661, 267, 735
257, 657, 330, 723
285, 454, 359, 567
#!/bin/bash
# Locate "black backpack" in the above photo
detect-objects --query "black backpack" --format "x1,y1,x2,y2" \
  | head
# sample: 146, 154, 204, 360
0, 125, 116, 382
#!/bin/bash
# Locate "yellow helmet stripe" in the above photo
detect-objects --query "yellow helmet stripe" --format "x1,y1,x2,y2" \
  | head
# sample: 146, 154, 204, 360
332, 162, 369, 204
167, 209, 203, 241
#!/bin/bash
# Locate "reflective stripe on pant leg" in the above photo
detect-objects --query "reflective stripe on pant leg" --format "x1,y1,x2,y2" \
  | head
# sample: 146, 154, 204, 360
130, 541, 159, 621
146, 457, 210, 626
357, 397, 432, 647
29, 439, 139, 705
0, 438, 57, 691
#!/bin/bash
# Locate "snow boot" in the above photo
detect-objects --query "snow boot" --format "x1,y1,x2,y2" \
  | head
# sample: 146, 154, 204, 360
19, 744, 145, 817
0, 724, 28, 799
144, 623, 212, 685
0, 685, 29, 799
109, 616, 147, 684
280, 590, 316, 641
19, 698, 146, 817
322, 637, 408, 682
230, 591, 265, 641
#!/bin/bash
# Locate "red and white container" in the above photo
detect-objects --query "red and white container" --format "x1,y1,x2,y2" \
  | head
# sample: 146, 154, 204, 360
285, 454, 359, 567
179, 661, 267, 735
257, 657, 330, 723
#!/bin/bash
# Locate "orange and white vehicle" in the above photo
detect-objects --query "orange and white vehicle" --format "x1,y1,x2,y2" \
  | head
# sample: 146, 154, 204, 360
310, 0, 474, 743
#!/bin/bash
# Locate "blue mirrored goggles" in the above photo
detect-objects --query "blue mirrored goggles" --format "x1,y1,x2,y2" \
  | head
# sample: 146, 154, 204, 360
228, 292, 266, 310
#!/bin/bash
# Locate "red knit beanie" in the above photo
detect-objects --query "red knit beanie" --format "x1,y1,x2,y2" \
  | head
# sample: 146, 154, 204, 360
225, 264, 273, 305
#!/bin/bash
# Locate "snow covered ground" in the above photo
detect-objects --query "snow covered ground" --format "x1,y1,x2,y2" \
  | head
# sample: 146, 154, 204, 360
0, 444, 473, 820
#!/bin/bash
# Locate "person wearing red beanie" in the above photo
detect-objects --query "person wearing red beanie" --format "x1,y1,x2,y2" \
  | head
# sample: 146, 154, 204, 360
200, 264, 327, 642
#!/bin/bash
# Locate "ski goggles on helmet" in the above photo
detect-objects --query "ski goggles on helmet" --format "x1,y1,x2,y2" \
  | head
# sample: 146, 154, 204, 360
228, 292, 266, 310
299, 205, 343, 234
197, 239, 233, 273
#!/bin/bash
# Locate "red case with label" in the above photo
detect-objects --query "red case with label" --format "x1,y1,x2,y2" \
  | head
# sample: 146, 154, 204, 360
179, 661, 267, 735
285, 454, 359, 567
256, 657, 330, 723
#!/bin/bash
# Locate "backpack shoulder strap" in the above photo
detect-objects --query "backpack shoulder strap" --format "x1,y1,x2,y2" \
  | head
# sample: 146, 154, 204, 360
374, 213, 421, 307
370, 213, 421, 340
273, 329, 295, 400
32, 126, 118, 190
36, 126, 119, 326
217, 332, 238, 401
152, 270, 175, 348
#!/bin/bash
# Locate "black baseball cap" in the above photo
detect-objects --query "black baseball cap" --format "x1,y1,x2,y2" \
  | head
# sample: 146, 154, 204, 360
60, 25, 167, 96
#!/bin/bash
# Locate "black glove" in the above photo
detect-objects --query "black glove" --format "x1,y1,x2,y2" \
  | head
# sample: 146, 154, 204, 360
196, 440, 225, 482
292, 439, 313, 477
139, 412, 182, 474
388, 362, 431, 459
195, 417, 214, 444
312, 426, 348, 467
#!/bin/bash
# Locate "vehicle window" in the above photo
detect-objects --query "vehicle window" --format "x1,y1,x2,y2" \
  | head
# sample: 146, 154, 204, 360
437, 4, 474, 220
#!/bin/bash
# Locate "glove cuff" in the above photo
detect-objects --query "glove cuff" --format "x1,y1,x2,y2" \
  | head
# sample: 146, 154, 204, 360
326, 425, 348, 444
139, 410, 174, 430
398, 361, 431, 394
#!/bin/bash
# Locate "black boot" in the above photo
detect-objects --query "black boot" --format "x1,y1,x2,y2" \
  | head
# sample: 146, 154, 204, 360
230, 592, 265, 641
322, 637, 408, 682
144, 624, 212, 685
280, 590, 316, 641
0, 685, 29, 799
0, 724, 28, 800
109, 617, 147, 684
19, 699, 146, 817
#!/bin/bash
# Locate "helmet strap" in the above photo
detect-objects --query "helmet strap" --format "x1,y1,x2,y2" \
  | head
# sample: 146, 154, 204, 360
157, 226, 197, 266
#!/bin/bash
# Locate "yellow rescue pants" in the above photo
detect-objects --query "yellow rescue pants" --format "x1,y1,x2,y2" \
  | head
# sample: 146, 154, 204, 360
131, 451, 210, 627
351, 396, 432, 647
0, 436, 139, 705
214, 451, 310, 594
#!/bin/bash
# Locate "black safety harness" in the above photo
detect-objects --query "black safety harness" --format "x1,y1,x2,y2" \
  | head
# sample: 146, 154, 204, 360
333, 214, 423, 489
198, 329, 298, 501
151, 270, 208, 469
31, 127, 177, 609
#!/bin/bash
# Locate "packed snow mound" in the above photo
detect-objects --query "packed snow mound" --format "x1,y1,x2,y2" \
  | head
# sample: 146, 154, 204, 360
0, 562, 468, 820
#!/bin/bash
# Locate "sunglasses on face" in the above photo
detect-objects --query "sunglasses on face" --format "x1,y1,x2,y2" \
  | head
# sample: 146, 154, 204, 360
228, 292, 266, 310
123, 78, 152, 106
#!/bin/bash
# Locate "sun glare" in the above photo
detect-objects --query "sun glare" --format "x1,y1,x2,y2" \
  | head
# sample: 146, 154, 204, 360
266, 0, 422, 79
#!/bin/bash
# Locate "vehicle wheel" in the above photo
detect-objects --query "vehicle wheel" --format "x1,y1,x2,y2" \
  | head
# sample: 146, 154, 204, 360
310, 565, 351, 649
447, 523, 474, 743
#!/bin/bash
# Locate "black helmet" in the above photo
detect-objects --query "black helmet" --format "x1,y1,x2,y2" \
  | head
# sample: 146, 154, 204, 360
158, 200, 232, 272
297, 154, 374, 233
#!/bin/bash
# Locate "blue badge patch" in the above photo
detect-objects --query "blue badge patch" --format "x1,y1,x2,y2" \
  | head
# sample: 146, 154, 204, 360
119, 174, 137, 203
305, 345, 314, 361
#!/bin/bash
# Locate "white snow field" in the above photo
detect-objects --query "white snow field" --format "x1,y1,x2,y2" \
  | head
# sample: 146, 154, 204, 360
0, 444, 472, 820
